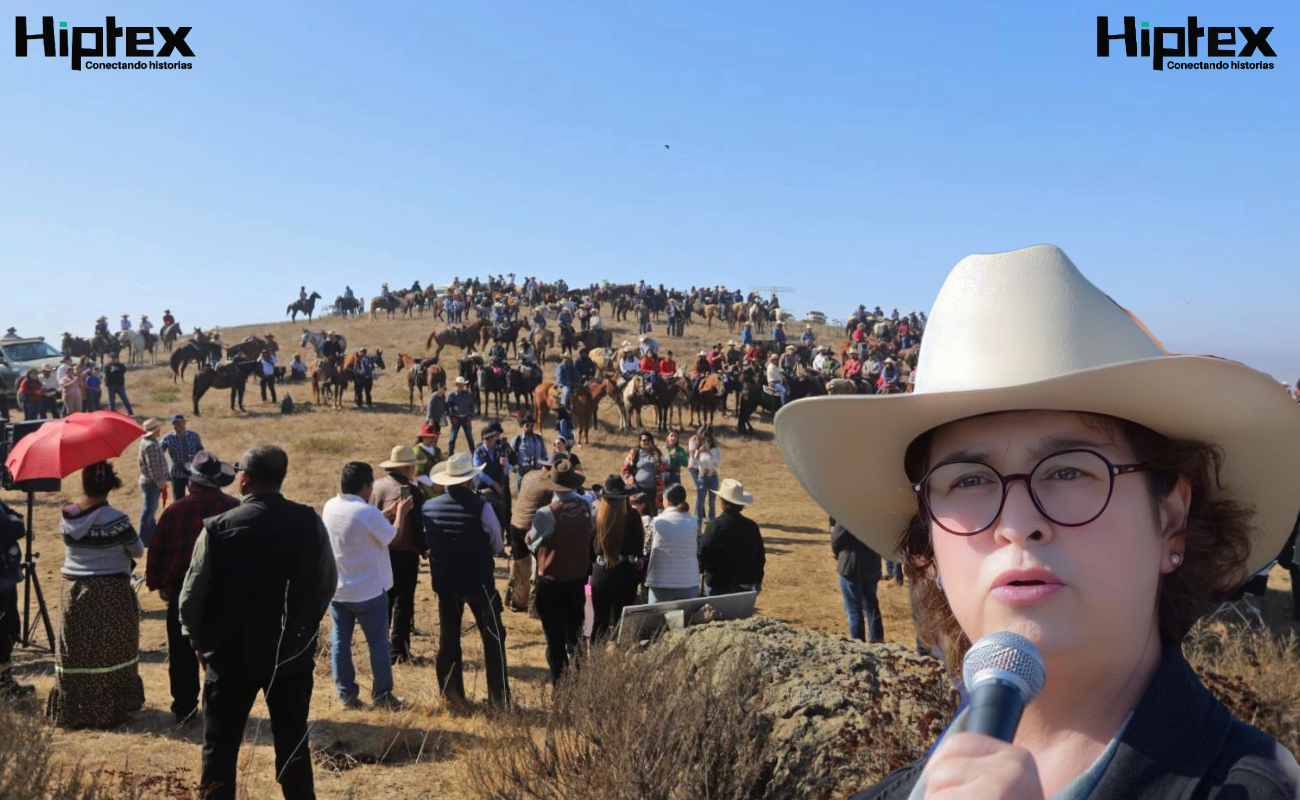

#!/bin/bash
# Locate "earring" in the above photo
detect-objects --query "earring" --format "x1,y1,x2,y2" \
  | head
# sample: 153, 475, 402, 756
1170, 552, 1183, 567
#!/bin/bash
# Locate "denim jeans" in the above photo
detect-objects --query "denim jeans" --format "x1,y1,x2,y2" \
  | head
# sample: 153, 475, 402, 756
447, 417, 474, 455
839, 574, 884, 642
775, 383, 788, 406
22, 400, 40, 420
138, 483, 162, 546
693, 470, 719, 523
107, 385, 133, 415
559, 385, 571, 408
648, 586, 698, 604
330, 592, 394, 702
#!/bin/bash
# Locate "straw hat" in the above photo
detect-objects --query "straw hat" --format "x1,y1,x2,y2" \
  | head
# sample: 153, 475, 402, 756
380, 445, 419, 469
775, 244, 1300, 576
429, 453, 483, 486
142, 418, 163, 433
712, 478, 754, 506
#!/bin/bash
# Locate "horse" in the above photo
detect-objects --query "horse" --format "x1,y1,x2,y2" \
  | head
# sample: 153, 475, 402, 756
487, 319, 530, 358
192, 360, 258, 416
334, 296, 363, 317
426, 319, 488, 360
287, 291, 322, 322
60, 333, 92, 359
301, 329, 347, 357
90, 331, 123, 365
370, 295, 399, 320
477, 361, 509, 415
533, 377, 621, 443
116, 330, 157, 366
689, 373, 723, 427
395, 353, 445, 410
160, 322, 182, 353
530, 328, 555, 363
507, 364, 541, 413
225, 336, 270, 362
311, 358, 348, 409
170, 340, 223, 383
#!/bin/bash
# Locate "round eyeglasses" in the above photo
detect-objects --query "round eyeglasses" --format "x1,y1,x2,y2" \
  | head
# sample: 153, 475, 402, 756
912, 449, 1147, 536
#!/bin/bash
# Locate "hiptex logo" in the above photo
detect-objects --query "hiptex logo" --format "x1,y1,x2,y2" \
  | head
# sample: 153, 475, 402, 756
1096, 16, 1276, 71
14, 16, 194, 71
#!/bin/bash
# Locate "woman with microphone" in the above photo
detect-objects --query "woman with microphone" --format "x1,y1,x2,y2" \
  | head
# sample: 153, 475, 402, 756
777, 245, 1300, 799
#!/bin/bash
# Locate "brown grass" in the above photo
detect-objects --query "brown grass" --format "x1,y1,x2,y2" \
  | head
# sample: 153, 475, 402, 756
4, 311, 1296, 798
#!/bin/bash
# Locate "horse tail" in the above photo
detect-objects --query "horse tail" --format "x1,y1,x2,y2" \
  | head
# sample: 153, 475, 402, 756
426, 330, 437, 351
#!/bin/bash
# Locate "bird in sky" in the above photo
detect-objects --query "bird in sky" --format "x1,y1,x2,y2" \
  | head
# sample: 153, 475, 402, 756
664, 145, 669, 149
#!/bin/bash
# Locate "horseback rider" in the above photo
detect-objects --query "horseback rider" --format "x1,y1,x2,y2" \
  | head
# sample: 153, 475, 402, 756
518, 344, 542, 384
487, 341, 508, 369
380, 282, 392, 308
299, 285, 308, 303
531, 306, 547, 330
801, 324, 816, 348
779, 345, 799, 376
162, 309, 175, 327
120, 313, 132, 332
344, 285, 355, 301
411, 279, 422, 294
638, 334, 659, 359
878, 358, 901, 393
94, 315, 110, 339
765, 354, 788, 406
772, 321, 787, 347
139, 314, 156, 350
556, 355, 579, 410
574, 348, 597, 384
618, 347, 640, 382
639, 348, 662, 400
321, 331, 344, 366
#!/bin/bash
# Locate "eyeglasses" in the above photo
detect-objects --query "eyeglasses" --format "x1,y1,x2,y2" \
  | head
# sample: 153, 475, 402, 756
912, 449, 1147, 536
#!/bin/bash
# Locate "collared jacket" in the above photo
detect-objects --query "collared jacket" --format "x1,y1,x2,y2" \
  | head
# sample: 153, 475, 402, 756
698, 508, 765, 593
851, 642, 1300, 800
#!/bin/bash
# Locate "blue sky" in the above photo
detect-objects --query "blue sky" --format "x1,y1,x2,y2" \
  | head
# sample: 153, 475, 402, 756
3, 0, 1296, 379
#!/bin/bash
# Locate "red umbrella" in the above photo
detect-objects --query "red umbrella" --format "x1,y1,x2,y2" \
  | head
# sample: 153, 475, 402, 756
4, 410, 146, 482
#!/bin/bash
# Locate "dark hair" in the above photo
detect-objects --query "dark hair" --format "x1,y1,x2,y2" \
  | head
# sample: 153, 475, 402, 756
899, 412, 1254, 677
665, 484, 688, 508
340, 462, 374, 496
639, 431, 655, 443
81, 461, 121, 497
239, 444, 289, 488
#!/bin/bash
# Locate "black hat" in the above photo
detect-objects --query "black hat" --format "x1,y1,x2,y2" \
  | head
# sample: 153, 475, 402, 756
599, 474, 633, 499
187, 451, 236, 489
543, 458, 586, 492
481, 421, 504, 438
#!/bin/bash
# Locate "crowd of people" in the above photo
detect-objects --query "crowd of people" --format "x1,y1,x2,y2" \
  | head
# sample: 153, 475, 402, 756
11, 352, 134, 420
0, 399, 769, 799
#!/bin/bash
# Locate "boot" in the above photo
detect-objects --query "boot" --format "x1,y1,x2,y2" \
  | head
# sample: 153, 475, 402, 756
0, 667, 35, 699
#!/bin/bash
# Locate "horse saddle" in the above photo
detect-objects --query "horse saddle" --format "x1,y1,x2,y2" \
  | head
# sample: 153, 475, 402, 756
762, 384, 781, 396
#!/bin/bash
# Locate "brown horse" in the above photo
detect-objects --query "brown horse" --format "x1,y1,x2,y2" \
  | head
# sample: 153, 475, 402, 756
483, 319, 530, 357
311, 358, 347, 409
530, 328, 555, 363
395, 353, 446, 410
533, 377, 621, 441
690, 373, 723, 427
426, 319, 489, 359
370, 295, 399, 320
225, 335, 273, 361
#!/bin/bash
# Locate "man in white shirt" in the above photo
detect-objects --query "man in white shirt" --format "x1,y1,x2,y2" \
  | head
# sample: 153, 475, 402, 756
321, 462, 412, 709
257, 349, 278, 403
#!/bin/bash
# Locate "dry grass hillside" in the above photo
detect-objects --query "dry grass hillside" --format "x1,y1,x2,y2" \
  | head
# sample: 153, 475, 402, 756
3, 308, 1297, 798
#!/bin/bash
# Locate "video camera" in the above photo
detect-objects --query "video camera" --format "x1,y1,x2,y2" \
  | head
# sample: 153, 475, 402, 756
0, 419, 61, 493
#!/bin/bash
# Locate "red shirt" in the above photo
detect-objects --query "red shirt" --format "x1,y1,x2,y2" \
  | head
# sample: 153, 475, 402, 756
146, 488, 241, 599
658, 358, 677, 377
745, 345, 763, 362
18, 376, 43, 402
707, 352, 723, 370
852, 328, 868, 342
640, 355, 660, 373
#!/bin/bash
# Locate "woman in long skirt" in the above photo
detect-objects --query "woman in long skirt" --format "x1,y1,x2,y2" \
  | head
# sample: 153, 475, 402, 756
47, 460, 145, 728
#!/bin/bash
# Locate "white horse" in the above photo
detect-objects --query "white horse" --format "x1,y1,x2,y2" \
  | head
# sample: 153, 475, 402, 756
116, 330, 157, 365
300, 329, 347, 356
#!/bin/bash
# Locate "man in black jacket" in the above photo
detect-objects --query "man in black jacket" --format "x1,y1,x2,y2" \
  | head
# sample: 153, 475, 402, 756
180, 445, 336, 800
698, 479, 765, 596
831, 522, 884, 643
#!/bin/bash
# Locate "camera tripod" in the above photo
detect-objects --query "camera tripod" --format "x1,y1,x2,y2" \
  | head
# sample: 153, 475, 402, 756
18, 490, 55, 650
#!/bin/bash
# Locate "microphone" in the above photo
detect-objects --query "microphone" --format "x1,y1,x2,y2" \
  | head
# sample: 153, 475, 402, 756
960, 631, 1046, 742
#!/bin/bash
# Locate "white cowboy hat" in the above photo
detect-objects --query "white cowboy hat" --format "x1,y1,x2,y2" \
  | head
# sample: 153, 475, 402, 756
712, 478, 754, 506
454, 376, 468, 384
379, 445, 419, 469
775, 244, 1300, 577
430, 453, 484, 486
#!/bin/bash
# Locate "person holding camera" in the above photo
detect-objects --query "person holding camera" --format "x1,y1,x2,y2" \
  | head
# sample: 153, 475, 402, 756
370, 446, 428, 665
0, 498, 34, 698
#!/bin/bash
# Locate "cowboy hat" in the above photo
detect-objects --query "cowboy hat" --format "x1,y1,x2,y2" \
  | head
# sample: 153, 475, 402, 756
597, 474, 633, 498
481, 421, 504, 438
454, 376, 468, 384
380, 445, 419, 469
713, 478, 754, 506
775, 244, 1300, 577
544, 459, 587, 492
417, 422, 439, 438
142, 417, 163, 433
429, 453, 484, 486
187, 451, 236, 489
